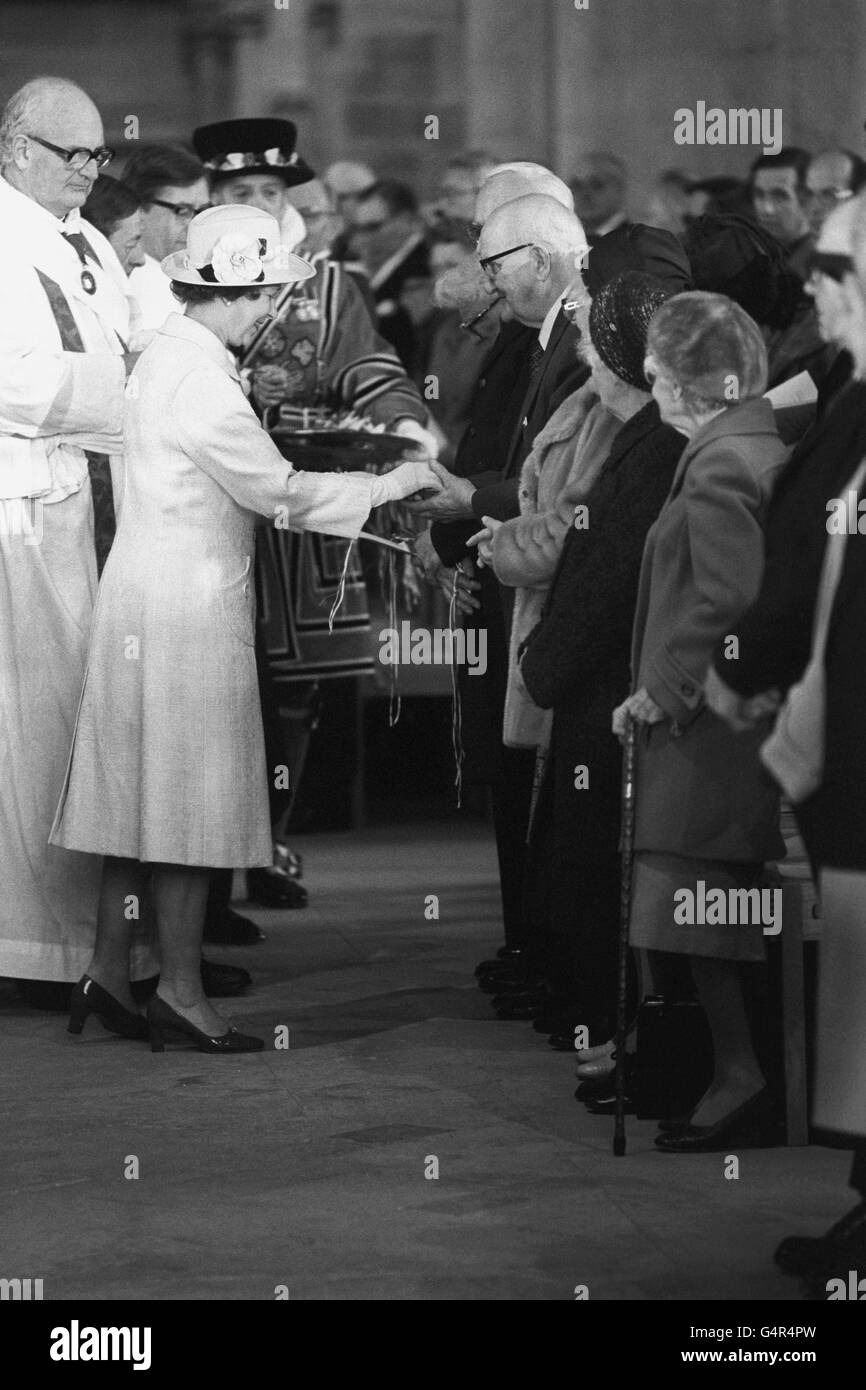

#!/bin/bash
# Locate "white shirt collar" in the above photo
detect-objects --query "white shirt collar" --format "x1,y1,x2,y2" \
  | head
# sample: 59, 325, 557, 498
591, 211, 628, 240
538, 295, 563, 351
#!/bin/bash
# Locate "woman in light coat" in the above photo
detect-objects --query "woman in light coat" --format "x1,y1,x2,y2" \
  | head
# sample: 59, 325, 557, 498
51, 206, 439, 1053
612, 292, 789, 1150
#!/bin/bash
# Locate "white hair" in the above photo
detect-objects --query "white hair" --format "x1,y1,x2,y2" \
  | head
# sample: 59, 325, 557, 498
485, 161, 573, 211
0, 76, 96, 169
484, 193, 587, 262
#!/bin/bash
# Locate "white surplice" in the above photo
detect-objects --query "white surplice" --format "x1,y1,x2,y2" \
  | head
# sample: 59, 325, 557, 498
0, 175, 157, 982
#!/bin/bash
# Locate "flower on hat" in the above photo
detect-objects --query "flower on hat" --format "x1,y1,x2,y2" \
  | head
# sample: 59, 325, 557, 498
209, 233, 266, 284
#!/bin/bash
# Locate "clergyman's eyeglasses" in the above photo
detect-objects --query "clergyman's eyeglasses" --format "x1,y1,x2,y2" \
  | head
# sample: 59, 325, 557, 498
29, 134, 114, 171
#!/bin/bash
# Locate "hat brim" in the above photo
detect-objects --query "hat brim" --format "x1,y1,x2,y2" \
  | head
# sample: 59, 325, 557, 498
209, 157, 316, 189
161, 250, 316, 287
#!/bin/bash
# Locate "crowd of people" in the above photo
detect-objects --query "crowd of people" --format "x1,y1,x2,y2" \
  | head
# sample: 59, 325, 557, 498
1, 71, 865, 1299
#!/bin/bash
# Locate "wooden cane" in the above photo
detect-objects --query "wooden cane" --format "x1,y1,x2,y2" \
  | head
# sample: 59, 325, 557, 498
614, 712, 638, 1157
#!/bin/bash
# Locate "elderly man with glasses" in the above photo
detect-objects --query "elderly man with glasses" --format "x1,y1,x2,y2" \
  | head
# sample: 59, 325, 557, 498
0, 75, 158, 1008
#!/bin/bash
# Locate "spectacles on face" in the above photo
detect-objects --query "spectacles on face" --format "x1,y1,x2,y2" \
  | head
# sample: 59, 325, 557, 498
28, 134, 114, 171
149, 198, 212, 221
478, 242, 534, 278
466, 220, 484, 245
806, 249, 855, 284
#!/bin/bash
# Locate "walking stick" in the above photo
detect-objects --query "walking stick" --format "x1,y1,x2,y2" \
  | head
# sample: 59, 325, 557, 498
614, 712, 638, 1157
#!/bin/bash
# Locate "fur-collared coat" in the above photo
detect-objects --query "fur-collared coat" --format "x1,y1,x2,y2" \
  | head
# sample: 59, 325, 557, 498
489, 383, 620, 746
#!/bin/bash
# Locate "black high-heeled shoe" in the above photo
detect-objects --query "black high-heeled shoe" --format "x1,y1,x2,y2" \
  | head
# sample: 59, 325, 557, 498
654, 1087, 781, 1152
146, 993, 264, 1054
68, 975, 149, 1040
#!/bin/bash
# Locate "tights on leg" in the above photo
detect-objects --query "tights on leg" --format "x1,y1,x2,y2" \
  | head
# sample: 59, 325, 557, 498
153, 864, 228, 1035
690, 955, 766, 1125
88, 856, 150, 1011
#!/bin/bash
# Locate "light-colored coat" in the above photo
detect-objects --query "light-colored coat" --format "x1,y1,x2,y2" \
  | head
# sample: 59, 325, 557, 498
489, 384, 620, 747
631, 396, 789, 861
52, 313, 387, 867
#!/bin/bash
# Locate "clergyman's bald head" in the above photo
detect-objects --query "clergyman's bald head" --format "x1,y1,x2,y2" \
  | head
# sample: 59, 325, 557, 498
0, 76, 105, 218
0, 77, 102, 166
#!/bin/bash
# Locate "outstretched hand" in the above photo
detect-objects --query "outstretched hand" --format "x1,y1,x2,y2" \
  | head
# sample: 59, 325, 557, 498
466, 514, 503, 568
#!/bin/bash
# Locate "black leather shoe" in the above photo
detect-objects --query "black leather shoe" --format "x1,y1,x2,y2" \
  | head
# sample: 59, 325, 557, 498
202, 906, 265, 945
68, 975, 148, 1040
575, 1077, 612, 1103
535, 1007, 584, 1036
15, 978, 74, 1011
479, 971, 540, 996
474, 947, 523, 978
548, 1032, 579, 1052
657, 1113, 695, 1134
802, 1226, 866, 1297
246, 866, 308, 910
201, 958, 251, 997
775, 1202, 866, 1278
492, 991, 545, 1020
655, 1088, 781, 1152
585, 1090, 636, 1116
147, 994, 264, 1054
477, 970, 524, 995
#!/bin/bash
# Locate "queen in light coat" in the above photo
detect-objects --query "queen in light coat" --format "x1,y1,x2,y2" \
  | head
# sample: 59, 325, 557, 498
51, 207, 439, 1052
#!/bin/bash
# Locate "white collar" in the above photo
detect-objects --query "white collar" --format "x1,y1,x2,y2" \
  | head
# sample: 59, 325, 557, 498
0, 174, 82, 233
538, 296, 563, 351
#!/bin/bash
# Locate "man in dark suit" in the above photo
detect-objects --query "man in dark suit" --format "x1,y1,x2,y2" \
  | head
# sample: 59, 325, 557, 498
407, 188, 588, 985
351, 179, 430, 369
428, 194, 590, 534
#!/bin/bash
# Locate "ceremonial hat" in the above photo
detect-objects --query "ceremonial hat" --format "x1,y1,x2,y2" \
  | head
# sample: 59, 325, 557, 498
192, 118, 315, 188
161, 205, 315, 287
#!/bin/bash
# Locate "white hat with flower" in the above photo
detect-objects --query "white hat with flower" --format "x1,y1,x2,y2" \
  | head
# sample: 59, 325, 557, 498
161, 205, 315, 287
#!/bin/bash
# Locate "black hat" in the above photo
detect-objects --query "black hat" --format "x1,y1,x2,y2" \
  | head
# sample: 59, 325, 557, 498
684, 214, 802, 330
584, 222, 692, 298
590, 271, 672, 389
192, 118, 315, 188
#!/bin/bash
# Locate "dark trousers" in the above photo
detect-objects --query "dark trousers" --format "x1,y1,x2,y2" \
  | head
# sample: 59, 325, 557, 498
490, 746, 537, 949
526, 723, 633, 1039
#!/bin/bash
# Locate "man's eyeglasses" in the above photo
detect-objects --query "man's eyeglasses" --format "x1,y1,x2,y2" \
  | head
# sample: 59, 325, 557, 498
806, 249, 855, 284
478, 242, 534, 277
29, 134, 114, 171
149, 198, 212, 221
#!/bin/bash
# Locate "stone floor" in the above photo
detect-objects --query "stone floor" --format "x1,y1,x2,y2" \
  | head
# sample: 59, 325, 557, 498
0, 820, 848, 1301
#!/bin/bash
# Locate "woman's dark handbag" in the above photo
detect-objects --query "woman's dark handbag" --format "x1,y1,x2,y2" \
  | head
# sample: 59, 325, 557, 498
633, 995, 714, 1120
